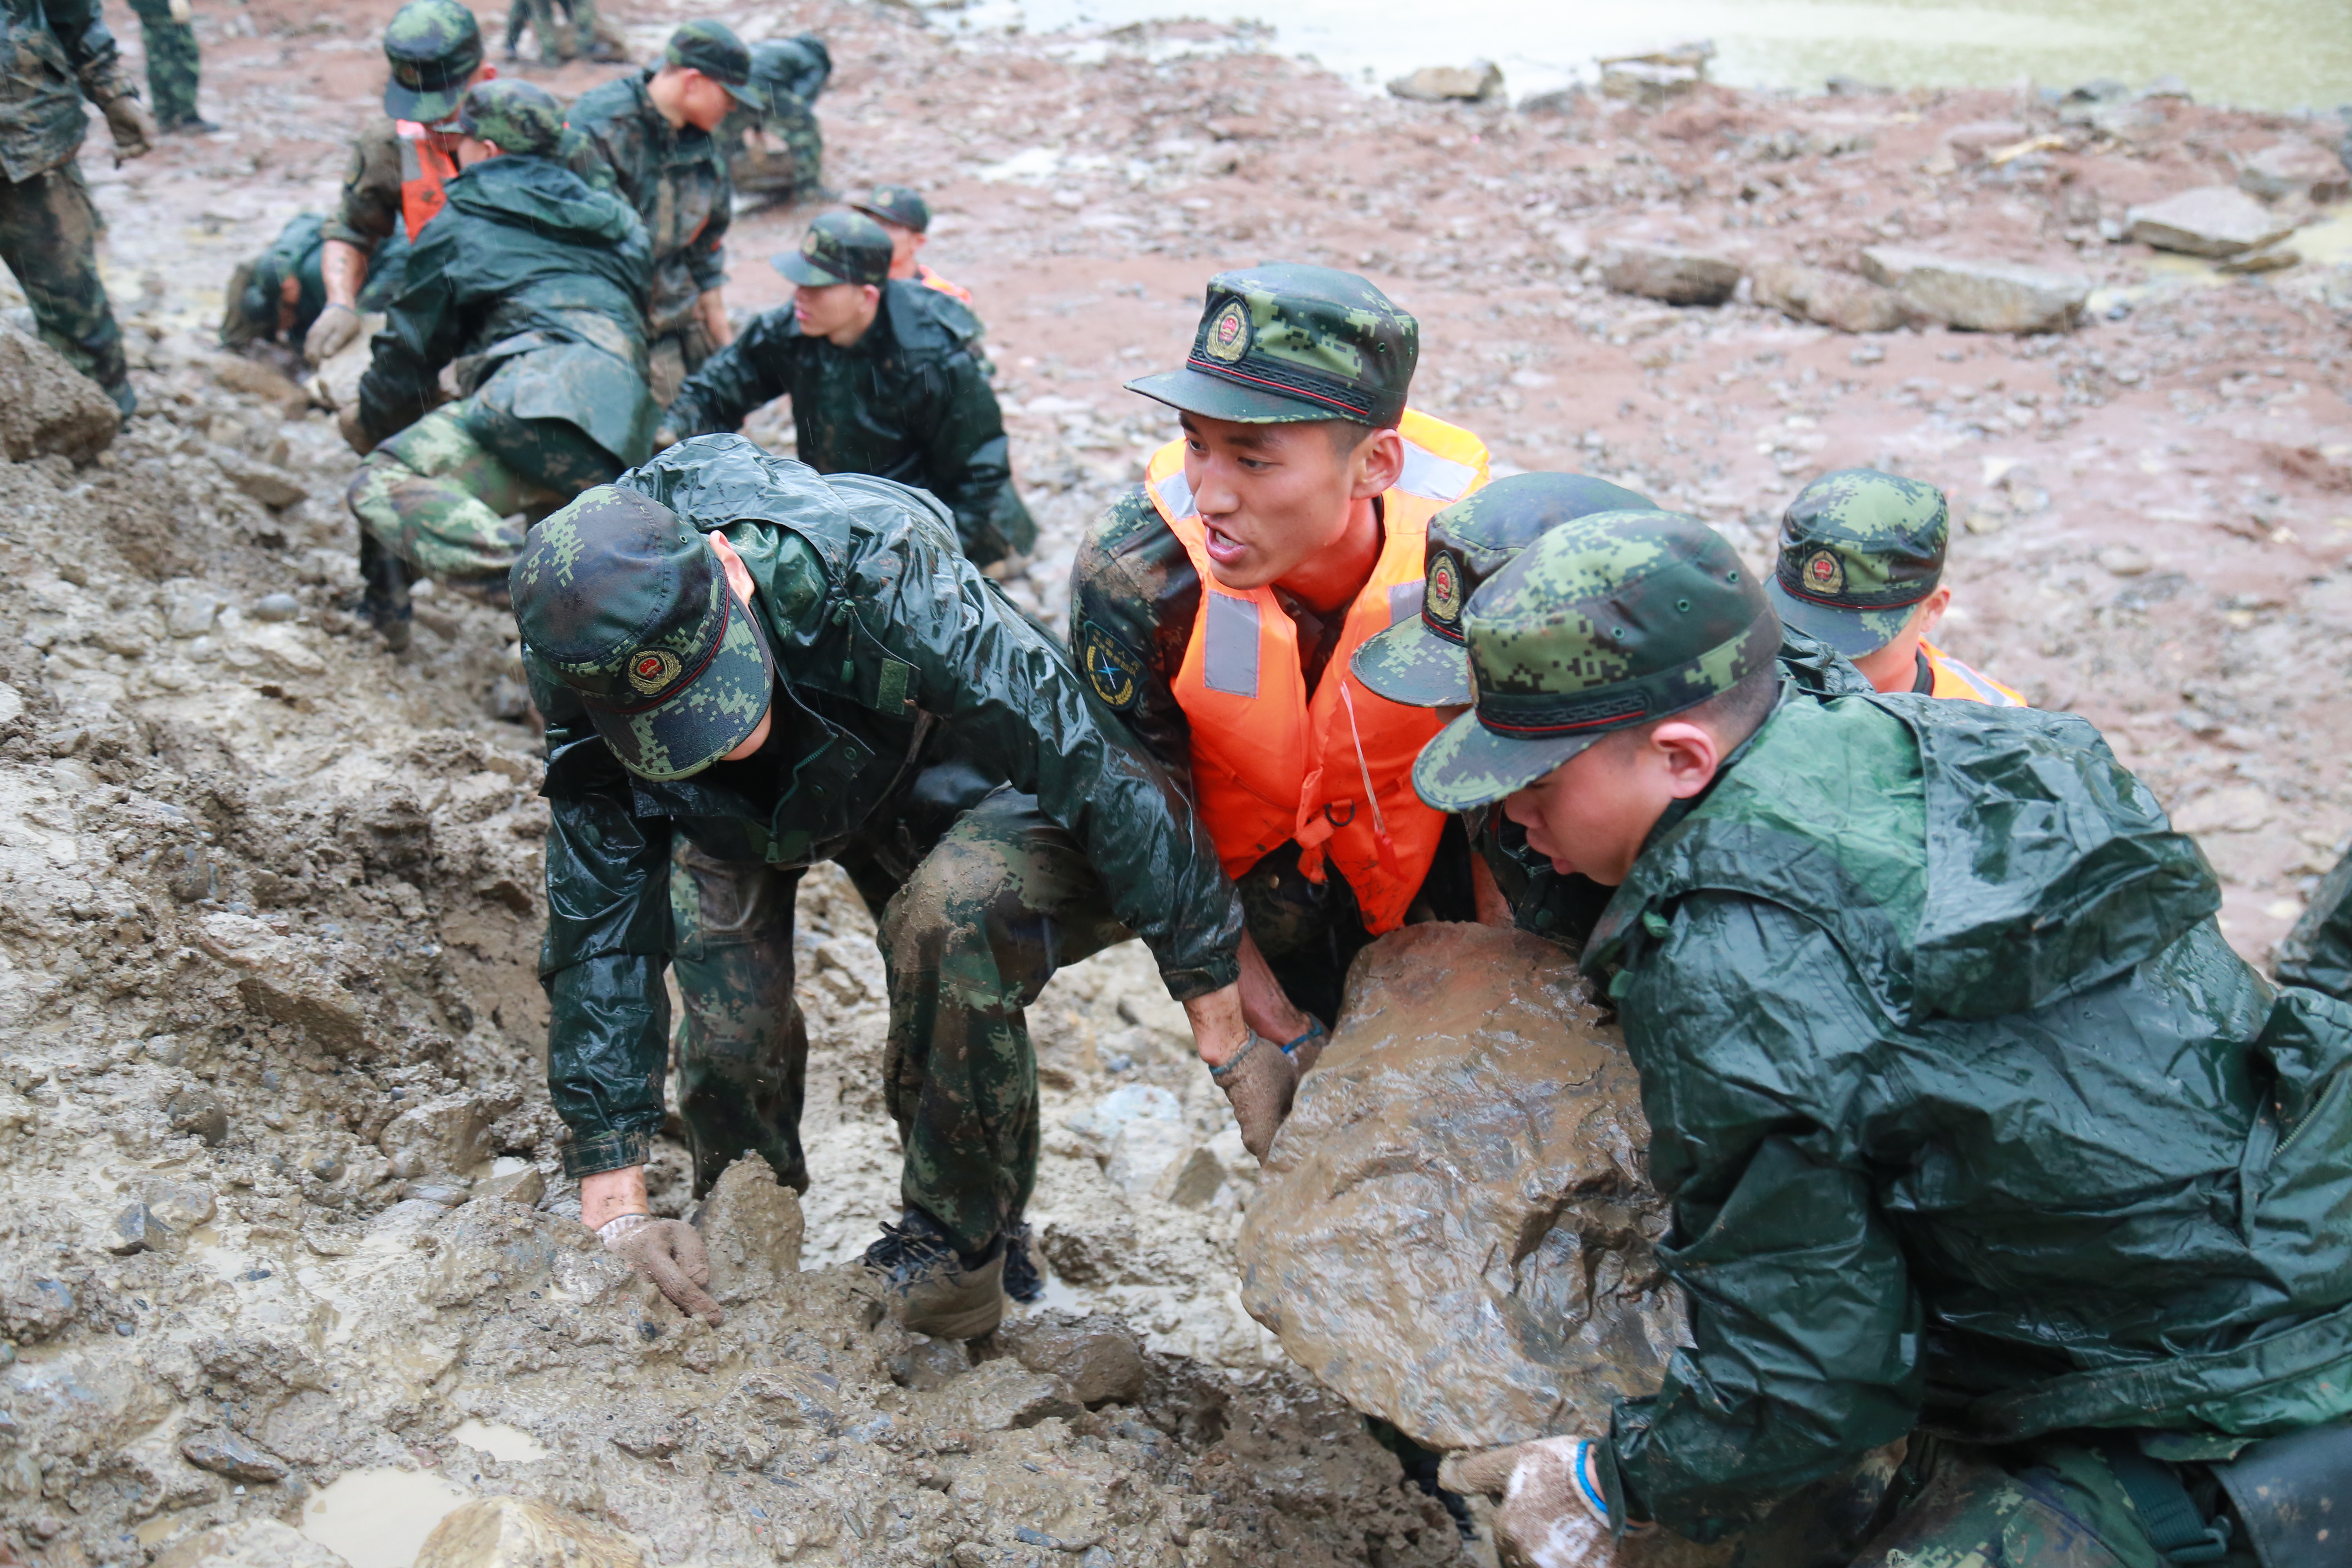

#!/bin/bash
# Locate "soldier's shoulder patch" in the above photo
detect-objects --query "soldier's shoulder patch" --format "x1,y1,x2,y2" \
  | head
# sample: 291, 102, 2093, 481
1078, 620, 1144, 712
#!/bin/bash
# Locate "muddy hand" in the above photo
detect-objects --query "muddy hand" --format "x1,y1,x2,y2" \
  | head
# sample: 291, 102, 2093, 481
305, 302, 362, 367
600, 1214, 724, 1326
1211, 1030, 1297, 1162
1443, 1437, 1623, 1568
99, 93, 156, 164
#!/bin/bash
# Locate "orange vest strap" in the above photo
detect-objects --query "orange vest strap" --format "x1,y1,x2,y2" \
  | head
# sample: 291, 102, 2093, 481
1922, 641, 2027, 707
394, 120, 458, 240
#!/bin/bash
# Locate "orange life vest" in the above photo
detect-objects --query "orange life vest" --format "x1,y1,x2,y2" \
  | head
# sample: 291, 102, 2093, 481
1146, 410, 1491, 933
1920, 640, 2027, 706
394, 120, 462, 240
917, 264, 974, 306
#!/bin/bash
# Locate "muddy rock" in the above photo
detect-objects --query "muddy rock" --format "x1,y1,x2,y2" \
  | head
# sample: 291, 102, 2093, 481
1387, 60, 1502, 102
179, 1425, 289, 1482
0, 1267, 75, 1341
163, 1519, 351, 1568
207, 444, 307, 509
1238, 923, 1680, 1452
473, 1163, 545, 1207
997, 1311, 1148, 1405
696, 1152, 804, 1303
2238, 140, 2351, 204
1858, 246, 2090, 332
0, 320, 118, 463
2125, 185, 2295, 257
892, 1334, 973, 1391
415, 1496, 644, 1568
106, 1199, 175, 1254
1751, 261, 1914, 333
428, 1200, 560, 1305
1598, 241, 1742, 305
379, 1091, 493, 1176
936, 1357, 1085, 1431
134, 1176, 218, 1229
167, 1085, 231, 1146
194, 911, 373, 1053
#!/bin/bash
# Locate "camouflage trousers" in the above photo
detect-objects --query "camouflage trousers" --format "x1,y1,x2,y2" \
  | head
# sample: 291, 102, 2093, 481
670, 786, 1130, 1256
729, 98, 825, 204
502, 0, 608, 61
125, 0, 202, 127
0, 165, 129, 410
647, 318, 717, 410
347, 396, 618, 583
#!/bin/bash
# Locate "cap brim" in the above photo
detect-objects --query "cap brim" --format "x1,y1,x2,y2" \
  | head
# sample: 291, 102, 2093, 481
773, 251, 854, 287
1351, 620, 1473, 708
1764, 578, 1914, 657
720, 79, 770, 111
1125, 367, 1333, 424
584, 589, 778, 781
1412, 707, 1603, 813
383, 82, 467, 124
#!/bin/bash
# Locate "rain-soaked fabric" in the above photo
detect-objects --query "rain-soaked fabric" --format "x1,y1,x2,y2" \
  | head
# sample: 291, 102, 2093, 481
0, 0, 133, 183
321, 115, 611, 257
124, 0, 200, 128
2278, 849, 2352, 1003
345, 402, 571, 581
1575, 683, 2352, 1541
567, 68, 730, 341
0, 163, 125, 400
533, 437, 1244, 1182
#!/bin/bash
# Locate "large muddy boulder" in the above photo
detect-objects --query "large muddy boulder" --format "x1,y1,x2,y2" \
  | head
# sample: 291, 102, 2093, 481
0, 320, 119, 463
1237, 923, 1682, 1453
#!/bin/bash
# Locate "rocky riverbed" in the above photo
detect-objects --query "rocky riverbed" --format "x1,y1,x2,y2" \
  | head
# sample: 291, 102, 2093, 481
0, 0, 2347, 1564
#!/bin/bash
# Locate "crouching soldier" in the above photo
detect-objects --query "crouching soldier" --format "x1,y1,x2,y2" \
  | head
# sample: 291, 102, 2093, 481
341, 79, 656, 650
720, 35, 831, 207
509, 435, 1260, 1341
1414, 506, 2352, 1568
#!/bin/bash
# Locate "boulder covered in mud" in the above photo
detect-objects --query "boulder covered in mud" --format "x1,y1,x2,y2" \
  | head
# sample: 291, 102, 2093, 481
1237, 923, 1684, 1452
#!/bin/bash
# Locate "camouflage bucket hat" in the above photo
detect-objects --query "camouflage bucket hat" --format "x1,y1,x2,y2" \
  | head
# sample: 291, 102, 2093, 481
1127, 263, 1417, 426
457, 78, 566, 157
1766, 468, 1949, 657
666, 20, 768, 112
381, 0, 484, 124
773, 210, 892, 288
511, 487, 778, 782
849, 184, 930, 233
1414, 510, 1781, 812
1354, 472, 1655, 708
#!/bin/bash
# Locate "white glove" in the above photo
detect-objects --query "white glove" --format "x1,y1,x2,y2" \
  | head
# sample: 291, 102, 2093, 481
1443, 1436, 1629, 1568
304, 301, 362, 366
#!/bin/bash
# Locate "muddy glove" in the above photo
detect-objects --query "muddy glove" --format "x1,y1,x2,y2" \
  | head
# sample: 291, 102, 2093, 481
95, 91, 156, 164
599, 1213, 723, 1327
1211, 1030, 1296, 1162
1441, 1437, 1634, 1568
1281, 1017, 1328, 1078
305, 302, 362, 366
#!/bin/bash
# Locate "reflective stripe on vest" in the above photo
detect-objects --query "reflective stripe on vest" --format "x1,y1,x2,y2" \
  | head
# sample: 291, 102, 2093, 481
1921, 641, 2027, 707
395, 120, 461, 241
1146, 408, 1491, 933
918, 265, 974, 305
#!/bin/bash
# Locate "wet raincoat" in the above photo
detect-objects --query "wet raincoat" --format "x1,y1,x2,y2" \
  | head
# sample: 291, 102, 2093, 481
1580, 683, 2352, 1541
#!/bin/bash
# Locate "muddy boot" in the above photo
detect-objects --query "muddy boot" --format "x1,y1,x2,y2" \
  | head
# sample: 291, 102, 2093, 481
358, 532, 413, 653
1001, 1219, 1042, 1305
862, 1208, 1005, 1340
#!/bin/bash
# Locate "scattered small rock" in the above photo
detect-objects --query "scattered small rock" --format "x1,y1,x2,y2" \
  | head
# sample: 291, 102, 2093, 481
996, 1311, 1147, 1405
414, 1497, 644, 1568
2096, 545, 2154, 577
1824, 73, 1890, 97
250, 592, 301, 622
167, 1087, 230, 1147
1751, 261, 1913, 333
2125, 186, 2295, 258
891, 1335, 971, 1392
401, 1178, 474, 1206
1598, 241, 1742, 305
932, 1359, 1081, 1432
1858, 247, 2091, 333
207, 445, 307, 510
106, 1202, 174, 1256
164, 1519, 351, 1568
2172, 785, 2274, 835
378, 1093, 493, 1176
2238, 140, 2350, 204
1597, 40, 1711, 106
0, 319, 119, 463
1385, 60, 1502, 103
2216, 242, 2301, 275
473, 1164, 545, 1208
179, 1426, 288, 1483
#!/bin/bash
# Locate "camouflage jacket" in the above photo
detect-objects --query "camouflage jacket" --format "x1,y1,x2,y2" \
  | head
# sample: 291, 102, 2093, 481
355, 154, 653, 455
0, 0, 134, 182
532, 437, 1245, 1175
663, 282, 1035, 567
320, 114, 610, 258
1584, 684, 2352, 1539
567, 69, 729, 340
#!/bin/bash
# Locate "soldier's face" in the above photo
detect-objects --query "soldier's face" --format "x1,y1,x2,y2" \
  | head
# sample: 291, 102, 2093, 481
874, 220, 924, 276
793, 282, 882, 344
1502, 719, 1723, 886
1179, 414, 1399, 592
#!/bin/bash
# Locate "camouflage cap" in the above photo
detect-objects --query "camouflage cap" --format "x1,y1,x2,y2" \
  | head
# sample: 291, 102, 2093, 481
457, 78, 566, 157
1354, 472, 1655, 708
512, 487, 778, 782
666, 20, 768, 112
849, 184, 930, 234
1127, 263, 1417, 426
751, 35, 832, 107
773, 210, 892, 289
1766, 468, 1949, 657
381, 0, 484, 124
1413, 511, 1781, 811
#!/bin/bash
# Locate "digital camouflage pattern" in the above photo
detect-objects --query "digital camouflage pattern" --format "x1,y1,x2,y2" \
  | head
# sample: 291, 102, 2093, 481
512, 485, 777, 781
0, 166, 129, 407
379, 0, 480, 123
670, 840, 809, 1195
347, 406, 560, 584
663, 280, 1034, 566
526, 438, 1244, 1201
774, 209, 890, 287
1767, 466, 1950, 656
1354, 472, 1654, 708
2278, 848, 2352, 1002
850, 182, 928, 233
0, 0, 137, 183
1571, 685, 2352, 1541
1413, 511, 1781, 811
663, 18, 764, 110
1127, 262, 1419, 426
125, 0, 200, 129
455, 76, 564, 156
568, 66, 732, 343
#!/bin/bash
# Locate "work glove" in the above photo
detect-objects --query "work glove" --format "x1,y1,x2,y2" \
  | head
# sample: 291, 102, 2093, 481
599, 1213, 724, 1327
96, 91, 155, 165
1211, 1030, 1296, 1162
305, 302, 362, 366
1281, 1016, 1328, 1078
1441, 1437, 1633, 1568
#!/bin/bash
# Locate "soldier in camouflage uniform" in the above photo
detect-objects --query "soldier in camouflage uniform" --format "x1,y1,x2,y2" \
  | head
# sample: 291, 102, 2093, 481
219, 212, 327, 352
0, 0, 154, 414
719, 35, 829, 208
124, 0, 209, 132
508, 438, 1256, 1339
501, 0, 622, 67
569, 21, 767, 405
1415, 509, 2352, 1568
662, 213, 1033, 568
849, 184, 973, 305
341, 79, 654, 650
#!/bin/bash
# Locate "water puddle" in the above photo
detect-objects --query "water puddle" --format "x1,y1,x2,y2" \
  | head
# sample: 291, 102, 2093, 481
447, 1419, 549, 1463
298, 1467, 472, 1568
